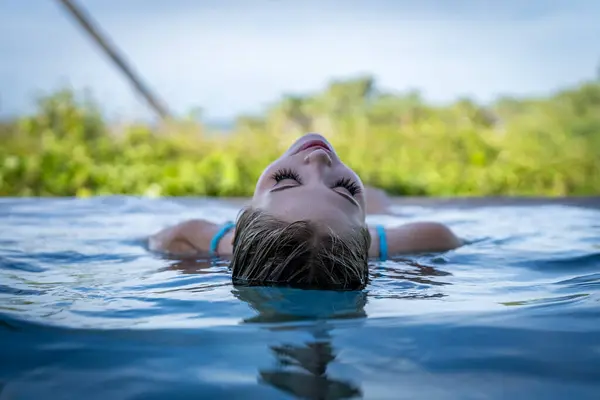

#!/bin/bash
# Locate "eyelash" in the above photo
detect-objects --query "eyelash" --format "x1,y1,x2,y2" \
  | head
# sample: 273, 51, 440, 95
271, 168, 361, 196
334, 177, 362, 196
271, 168, 302, 183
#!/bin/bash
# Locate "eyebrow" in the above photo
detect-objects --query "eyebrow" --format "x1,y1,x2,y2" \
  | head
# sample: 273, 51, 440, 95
270, 184, 360, 208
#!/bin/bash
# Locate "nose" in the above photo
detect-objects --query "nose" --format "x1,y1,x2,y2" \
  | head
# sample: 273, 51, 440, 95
304, 148, 332, 167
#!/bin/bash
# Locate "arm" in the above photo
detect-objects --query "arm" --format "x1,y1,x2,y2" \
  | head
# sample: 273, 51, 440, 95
368, 222, 462, 258
149, 219, 219, 256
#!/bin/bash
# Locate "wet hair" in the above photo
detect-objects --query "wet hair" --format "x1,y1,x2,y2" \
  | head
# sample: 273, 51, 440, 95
231, 207, 371, 290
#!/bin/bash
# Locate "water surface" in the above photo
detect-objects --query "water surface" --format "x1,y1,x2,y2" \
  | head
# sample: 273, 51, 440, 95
1, 197, 599, 399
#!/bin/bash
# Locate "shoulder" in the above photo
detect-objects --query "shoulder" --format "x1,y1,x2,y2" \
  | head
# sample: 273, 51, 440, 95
364, 186, 392, 214
378, 221, 462, 255
149, 219, 218, 256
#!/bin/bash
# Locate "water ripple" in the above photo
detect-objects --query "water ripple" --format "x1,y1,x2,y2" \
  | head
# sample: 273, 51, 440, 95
0, 256, 47, 273
0, 197, 599, 399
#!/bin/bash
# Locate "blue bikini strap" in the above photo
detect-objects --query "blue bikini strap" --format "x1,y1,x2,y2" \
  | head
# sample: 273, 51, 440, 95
375, 225, 388, 261
209, 221, 235, 257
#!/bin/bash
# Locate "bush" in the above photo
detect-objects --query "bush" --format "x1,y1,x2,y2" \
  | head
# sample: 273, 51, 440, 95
1, 78, 599, 197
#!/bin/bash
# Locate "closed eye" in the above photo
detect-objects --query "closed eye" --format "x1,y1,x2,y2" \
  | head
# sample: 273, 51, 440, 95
271, 168, 302, 184
270, 184, 358, 207
268, 168, 360, 207
333, 177, 362, 196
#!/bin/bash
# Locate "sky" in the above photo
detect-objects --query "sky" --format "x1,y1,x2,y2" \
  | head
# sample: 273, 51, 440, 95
1, 0, 599, 123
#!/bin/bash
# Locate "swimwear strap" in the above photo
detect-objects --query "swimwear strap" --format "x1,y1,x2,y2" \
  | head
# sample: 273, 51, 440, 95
209, 221, 235, 257
375, 225, 388, 262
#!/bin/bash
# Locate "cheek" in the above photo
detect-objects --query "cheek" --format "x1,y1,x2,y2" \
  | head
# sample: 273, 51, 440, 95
253, 174, 270, 198
253, 163, 278, 197
340, 164, 365, 191
255, 155, 293, 195
347, 169, 367, 212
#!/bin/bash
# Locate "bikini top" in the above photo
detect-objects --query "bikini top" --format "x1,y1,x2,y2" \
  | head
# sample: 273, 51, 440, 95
209, 221, 388, 261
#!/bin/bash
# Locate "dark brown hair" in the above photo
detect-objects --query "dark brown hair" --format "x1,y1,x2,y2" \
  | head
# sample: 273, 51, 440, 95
231, 207, 371, 290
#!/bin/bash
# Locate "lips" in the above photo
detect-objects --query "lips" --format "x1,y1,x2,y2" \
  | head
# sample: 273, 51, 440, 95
295, 139, 331, 154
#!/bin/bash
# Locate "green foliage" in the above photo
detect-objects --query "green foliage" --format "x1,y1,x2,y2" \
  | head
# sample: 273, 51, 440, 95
1, 78, 599, 197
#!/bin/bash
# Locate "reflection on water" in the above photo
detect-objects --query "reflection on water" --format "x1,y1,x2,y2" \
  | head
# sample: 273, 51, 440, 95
261, 334, 362, 399
235, 287, 367, 399
233, 287, 368, 323
161, 257, 230, 275
1, 197, 600, 399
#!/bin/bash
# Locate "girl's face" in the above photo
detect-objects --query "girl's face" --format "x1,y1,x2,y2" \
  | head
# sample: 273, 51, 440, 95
251, 133, 367, 232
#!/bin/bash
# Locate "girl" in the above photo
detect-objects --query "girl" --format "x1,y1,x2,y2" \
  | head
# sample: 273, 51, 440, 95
150, 133, 461, 290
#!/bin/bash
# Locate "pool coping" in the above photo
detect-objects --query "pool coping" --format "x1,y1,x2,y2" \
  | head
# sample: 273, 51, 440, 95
171, 196, 600, 210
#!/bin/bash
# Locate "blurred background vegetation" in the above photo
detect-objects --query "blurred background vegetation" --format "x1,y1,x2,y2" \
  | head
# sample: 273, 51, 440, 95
1, 75, 599, 197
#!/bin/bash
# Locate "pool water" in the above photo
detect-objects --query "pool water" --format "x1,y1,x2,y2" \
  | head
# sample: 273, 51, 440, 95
1, 197, 599, 399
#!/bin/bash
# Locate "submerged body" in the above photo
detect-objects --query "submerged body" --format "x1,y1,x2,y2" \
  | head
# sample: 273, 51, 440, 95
150, 133, 461, 288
